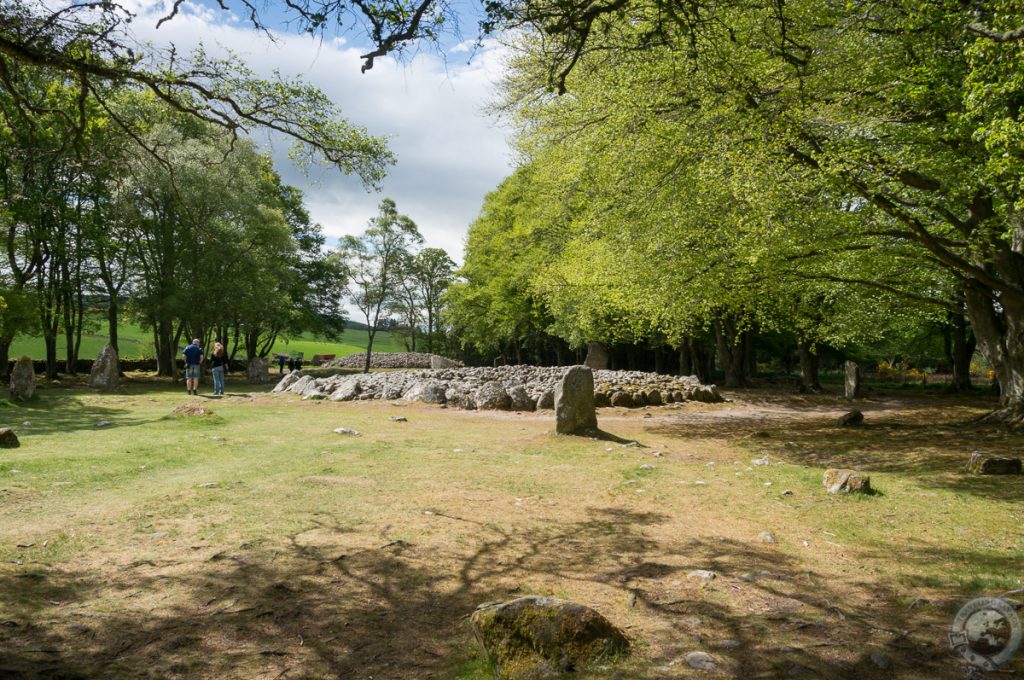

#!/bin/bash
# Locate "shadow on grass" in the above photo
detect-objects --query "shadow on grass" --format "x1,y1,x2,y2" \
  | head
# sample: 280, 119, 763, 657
0, 507, 976, 679
0, 395, 153, 436
651, 391, 1024, 503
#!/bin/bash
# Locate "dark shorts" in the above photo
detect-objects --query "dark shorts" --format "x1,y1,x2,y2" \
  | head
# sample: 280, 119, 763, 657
185, 365, 201, 379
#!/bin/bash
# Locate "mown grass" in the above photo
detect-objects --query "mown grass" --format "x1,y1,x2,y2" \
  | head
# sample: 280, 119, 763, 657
0, 383, 1021, 678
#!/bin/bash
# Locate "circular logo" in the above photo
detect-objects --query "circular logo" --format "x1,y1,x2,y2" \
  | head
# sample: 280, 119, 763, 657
949, 597, 1022, 671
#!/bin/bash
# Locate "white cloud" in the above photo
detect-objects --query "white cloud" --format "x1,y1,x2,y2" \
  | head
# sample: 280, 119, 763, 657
129, 5, 514, 264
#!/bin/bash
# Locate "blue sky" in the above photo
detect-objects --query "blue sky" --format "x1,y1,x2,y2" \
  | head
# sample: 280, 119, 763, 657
128, 0, 514, 262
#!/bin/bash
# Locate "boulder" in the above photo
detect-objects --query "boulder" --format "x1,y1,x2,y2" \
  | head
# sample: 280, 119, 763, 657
9, 356, 35, 401
823, 468, 872, 494
470, 596, 628, 680
0, 428, 19, 448
272, 371, 304, 393
419, 380, 449, 404
536, 389, 555, 410
609, 391, 634, 408
689, 384, 723, 403
583, 342, 609, 370
555, 366, 598, 435
88, 344, 120, 389
329, 377, 361, 402
838, 410, 864, 426
967, 451, 1022, 475
508, 385, 536, 411
247, 357, 269, 384
645, 389, 663, 407
476, 382, 512, 410
593, 392, 611, 407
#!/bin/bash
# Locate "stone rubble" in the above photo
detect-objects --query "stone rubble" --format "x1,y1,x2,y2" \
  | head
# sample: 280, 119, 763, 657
274, 365, 723, 411
326, 352, 464, 370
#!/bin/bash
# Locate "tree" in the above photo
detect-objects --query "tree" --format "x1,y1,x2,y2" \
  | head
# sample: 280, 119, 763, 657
339, 199, 423, 373
411, 248, 455, 354
0, 3, 394, 183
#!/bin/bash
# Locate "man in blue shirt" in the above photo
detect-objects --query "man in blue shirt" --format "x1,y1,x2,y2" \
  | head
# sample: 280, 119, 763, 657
182, 338, 204, 396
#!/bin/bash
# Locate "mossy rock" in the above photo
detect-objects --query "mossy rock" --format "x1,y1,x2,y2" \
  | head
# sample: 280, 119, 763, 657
470, 596, 628, 679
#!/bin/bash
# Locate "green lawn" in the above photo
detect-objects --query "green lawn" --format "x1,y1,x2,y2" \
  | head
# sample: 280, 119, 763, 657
10, 319, 405, 361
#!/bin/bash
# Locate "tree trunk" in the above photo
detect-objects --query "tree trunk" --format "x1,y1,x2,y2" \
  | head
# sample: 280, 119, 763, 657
743, 330, 757, 378
965, 285, 1024, 418
945, 312, 975, 392
713, 318, 747, 388
364, 330, 376, 373
797, 338, 822, 392
0, 337, 11, 380
679, 342, 693, 376
155, 318, 175, 377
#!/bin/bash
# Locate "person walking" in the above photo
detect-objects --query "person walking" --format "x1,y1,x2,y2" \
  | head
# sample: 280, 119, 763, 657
277, 354, 286, 374
210, 342, 228, 396
182, 338, 204, 396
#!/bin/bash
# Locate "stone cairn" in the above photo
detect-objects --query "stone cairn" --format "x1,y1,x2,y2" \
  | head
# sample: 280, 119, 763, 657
88, 344, 120, 389
328, 352, 464, 370
273, 365, 723, 411
9, 356, 35, 401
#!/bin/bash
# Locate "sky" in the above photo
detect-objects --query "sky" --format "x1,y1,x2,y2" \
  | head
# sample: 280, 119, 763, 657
125, 0, 515, 263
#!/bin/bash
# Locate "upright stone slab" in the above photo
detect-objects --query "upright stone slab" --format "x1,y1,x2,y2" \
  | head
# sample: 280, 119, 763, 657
555, 365, 598, 434
9, 356, 35, 401
584, 342, 609, 370
88, 344, 120, 389
429, 355, 460, 369
844, 361, 863, 399
247, 357, 269, 384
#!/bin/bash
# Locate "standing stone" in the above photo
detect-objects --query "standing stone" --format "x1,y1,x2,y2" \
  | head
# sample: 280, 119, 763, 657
9, 356, 35, 401
247, 356, 269, 384
555, 365, 598, 434
584, 342, 609, 370
88, 344, 120, 389
844, 361, 864, 399
838, 410, 864, 426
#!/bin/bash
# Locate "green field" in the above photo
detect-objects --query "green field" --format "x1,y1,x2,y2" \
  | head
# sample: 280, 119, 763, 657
10, 319, 405, 361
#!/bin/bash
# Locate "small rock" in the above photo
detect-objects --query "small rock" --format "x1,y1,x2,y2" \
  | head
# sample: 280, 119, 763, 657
694, 480, 707, 485
869, 651, 892, 670
684, 651, 716, 670
21, 421, 31, 427
780, 489, 794, 496
653, 451, 664, 457
752, 456, 769, 466
95, 420, 112, 428
199, 483, 218, 489
758, 531, 777, 544
710, 639, 742, 650
687, 569, 716, 583
210, 436, 223, 441
823, 468, 872, 494
706, 461, 716, 466
764, 482, 773, 487
639, 464, 655, 470
333, 427, 361, 436
150, 531, 169, 540
389, 416, 408, 422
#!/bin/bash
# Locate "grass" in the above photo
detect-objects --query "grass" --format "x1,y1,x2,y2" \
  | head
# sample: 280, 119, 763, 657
9, 316, 405, 360
0, 382, 1021, 678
